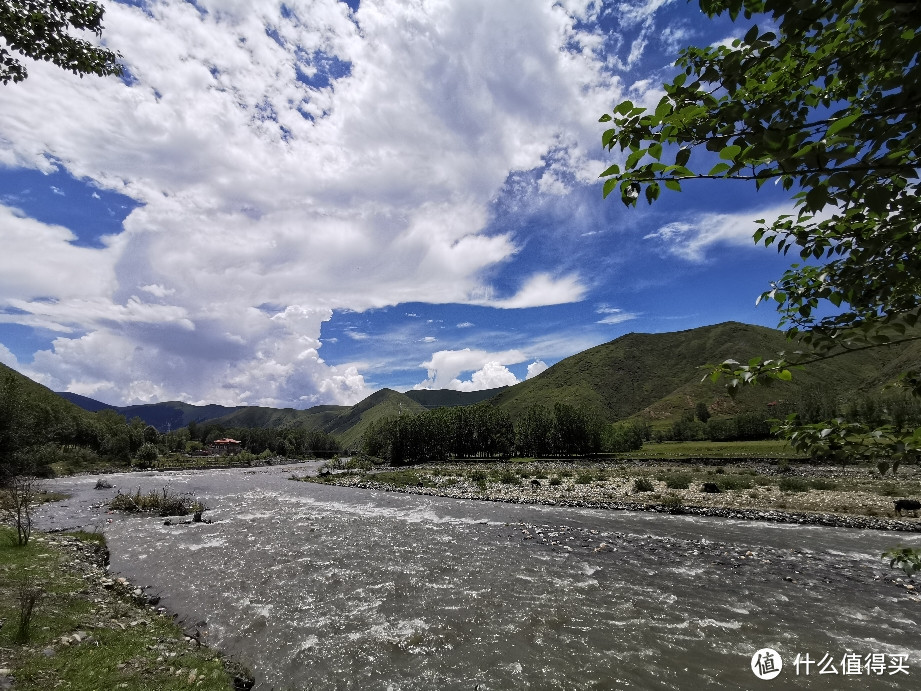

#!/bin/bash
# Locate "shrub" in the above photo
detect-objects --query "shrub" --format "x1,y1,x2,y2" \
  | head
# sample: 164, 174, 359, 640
661, 493, 684, 512
883, 547, 921, 576
717, 475, 753, 491
810, 479, 838, 491
877, 484, 902, 497
469, 470, 488, 491
345, 456, 373, 471
575, 473, 594, 484
665, 473, 692, 490
701, 482, 721, 493
133, 443, 159, 469
498, 471, 520, 485
109, 487, 206, 517
549, 476, 562, 487
633, 477, 654, 492
779, 477, 810, 493
877, 461, 890, 476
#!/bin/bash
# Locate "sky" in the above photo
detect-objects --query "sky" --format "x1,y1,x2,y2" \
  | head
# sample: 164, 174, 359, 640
0, 0, 799, 408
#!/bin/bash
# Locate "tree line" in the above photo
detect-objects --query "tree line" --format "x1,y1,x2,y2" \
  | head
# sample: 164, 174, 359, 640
0, 373, 339, 477
362, 401, 649, 465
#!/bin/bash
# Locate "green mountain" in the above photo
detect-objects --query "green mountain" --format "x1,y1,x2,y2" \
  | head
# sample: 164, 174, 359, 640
48, 321, 921, 449
209, 404, 349, 431
404, 387, 509, 409
323, 389, 426, 450
490, 321, 921, 424
2, 363, 95, 426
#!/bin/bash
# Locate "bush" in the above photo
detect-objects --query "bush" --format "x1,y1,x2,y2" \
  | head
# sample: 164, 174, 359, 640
549, 476, 562, 487
779, 477, 810, 493
661, 493, 684, 512
133, 443, 159, 468
109, 487, 206, 517
701, 482, 722, 493
498, 471, 520, 485
469, 470, 488, 491
664, 473, 692, 490
717, 475, 753, 491
633, 477, 654, 492
810, 479, 838, 491
877, 461, 890, 476
575, 473, 594, 484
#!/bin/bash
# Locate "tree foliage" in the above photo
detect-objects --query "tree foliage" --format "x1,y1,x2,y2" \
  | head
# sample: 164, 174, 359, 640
600, 0, 921, 463
0, 0, 122, 84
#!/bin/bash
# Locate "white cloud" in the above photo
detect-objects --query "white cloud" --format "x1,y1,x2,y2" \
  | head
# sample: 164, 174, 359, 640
644, 204, 796, 262
0, 0, 672, 406
595, 305, 639, 325
0, 343, 20, 369
456, 321, 474, 328
484, 273, 587, 309
448, 361, 519, 392
526, 360, 549, 379
416, 347, 527, 389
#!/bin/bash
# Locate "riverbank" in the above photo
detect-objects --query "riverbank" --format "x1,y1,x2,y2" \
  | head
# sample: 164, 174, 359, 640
299, 458, 921, 532
0, 527, 252, 691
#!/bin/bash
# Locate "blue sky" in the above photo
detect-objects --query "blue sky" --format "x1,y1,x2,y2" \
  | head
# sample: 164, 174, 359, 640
0, 0, 796, 407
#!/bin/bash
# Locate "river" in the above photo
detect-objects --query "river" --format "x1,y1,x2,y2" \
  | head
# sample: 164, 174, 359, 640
35, 463, 920, 690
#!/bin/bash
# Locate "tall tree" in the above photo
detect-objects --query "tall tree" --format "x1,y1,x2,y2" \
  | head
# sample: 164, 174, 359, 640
1, 0, 122, 84
599, 0, 921, 463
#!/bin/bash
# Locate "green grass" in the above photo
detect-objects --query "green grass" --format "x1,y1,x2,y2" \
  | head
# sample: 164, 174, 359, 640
0, 527, 235, 690
618, 439, 802, 459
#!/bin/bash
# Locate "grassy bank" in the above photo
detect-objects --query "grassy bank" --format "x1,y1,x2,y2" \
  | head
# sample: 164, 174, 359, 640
0, 527, 245, 690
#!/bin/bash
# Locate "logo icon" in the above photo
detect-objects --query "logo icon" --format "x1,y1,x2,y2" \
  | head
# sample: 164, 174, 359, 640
751, 648, 783, 680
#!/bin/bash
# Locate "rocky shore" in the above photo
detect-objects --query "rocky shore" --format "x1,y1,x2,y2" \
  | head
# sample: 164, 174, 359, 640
306, 458, 921, 533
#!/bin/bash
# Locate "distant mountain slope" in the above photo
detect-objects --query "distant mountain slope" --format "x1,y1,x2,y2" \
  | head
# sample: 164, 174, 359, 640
210, 405, 349, 431
55, 391, 114, 413
325, 389, 426, 450
491, 321, 921, 423
44, 321, 921, 447
404, 387, 507, 409
2, 364, 96, 448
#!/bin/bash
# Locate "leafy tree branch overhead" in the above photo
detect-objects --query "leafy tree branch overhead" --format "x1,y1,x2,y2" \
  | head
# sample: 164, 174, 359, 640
0, 0, 122, 84
600, 0, 921, 461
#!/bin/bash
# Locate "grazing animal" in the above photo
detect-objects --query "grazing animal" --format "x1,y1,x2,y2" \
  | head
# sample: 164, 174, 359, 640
702, 482, 722, 494
894, 499, 921, 517
530, 479, 541, 487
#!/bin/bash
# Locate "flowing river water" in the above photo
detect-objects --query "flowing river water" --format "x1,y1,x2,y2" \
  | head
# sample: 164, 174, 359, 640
35, 463, 919, 690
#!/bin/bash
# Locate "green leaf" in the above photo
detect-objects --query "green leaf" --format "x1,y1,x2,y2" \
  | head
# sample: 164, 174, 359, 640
826, 112, 861, 137
719, 145, 741, 161
599, 163, 620, 178
602, 178, 619, 199
675, 147, 691, 167
708, 162, 731, 175
649, 142, 663, 160
664, 179, 682, 192
599, 113, 612, 123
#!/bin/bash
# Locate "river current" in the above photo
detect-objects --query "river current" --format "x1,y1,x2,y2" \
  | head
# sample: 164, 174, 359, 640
36, 464, 919, 690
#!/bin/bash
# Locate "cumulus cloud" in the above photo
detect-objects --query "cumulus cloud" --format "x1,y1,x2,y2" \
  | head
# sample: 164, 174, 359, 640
449, 361, 519, 392
0, 343, 20, 369
526, 360, 549, 379
416, 347, 527, 390
0, 0, 669, 406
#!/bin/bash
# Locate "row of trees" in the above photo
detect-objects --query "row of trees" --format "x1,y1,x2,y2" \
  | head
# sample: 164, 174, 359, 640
362, 402, 649, 465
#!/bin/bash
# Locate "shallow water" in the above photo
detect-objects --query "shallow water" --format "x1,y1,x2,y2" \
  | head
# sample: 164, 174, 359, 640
37, 465, 919, 690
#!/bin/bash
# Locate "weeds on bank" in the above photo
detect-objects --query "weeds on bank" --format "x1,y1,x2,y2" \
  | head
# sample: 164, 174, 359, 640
0, 527, 233, 690
109, 487, 206, 517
